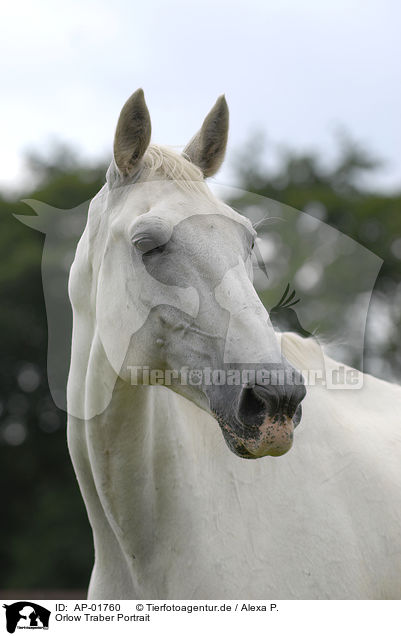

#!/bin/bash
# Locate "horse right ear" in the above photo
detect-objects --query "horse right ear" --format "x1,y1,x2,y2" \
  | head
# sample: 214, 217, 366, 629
113, 89, 152, 176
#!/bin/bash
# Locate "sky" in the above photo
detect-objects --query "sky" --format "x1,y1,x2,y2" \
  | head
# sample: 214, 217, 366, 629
1, 0, 401, 193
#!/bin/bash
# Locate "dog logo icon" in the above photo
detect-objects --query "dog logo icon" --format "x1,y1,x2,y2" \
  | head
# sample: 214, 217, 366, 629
2, 602, 51, 633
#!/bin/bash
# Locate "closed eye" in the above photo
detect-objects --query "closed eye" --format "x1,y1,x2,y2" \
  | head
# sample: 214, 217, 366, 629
143, 244, 166, 257
132, 235, 167, 254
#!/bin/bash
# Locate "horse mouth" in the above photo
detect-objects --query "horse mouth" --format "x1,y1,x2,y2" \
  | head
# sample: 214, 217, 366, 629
212, 405, 302, 459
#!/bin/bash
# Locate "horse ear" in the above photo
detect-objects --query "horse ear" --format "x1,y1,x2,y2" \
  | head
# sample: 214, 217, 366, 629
183, 95, 229, 177
113, 88, 152, 176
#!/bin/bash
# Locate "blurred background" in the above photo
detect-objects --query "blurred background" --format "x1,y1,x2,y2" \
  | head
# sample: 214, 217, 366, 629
0, 0, 400, 596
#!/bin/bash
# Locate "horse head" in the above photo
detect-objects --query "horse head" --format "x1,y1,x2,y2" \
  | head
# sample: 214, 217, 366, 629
69, 89, 306, 458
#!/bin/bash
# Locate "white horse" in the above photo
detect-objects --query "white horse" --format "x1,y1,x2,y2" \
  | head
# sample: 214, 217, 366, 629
67, 89, 401, 599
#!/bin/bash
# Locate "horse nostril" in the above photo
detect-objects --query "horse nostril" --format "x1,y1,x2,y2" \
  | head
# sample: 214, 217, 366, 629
239, 376, 306, 423
237, 385, 267, 424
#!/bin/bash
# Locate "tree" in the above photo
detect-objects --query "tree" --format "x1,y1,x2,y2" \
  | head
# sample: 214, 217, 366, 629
0, 148, 106, 590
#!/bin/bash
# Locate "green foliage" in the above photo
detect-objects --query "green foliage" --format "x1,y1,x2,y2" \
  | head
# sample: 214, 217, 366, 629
0, 149, 106, 591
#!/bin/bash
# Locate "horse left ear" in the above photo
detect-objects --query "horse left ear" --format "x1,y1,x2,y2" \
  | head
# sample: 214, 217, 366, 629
113, 88, 152, 176
183, 95, 229, 177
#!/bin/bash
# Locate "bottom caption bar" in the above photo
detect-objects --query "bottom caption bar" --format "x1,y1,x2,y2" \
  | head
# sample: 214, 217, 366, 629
0, 599, 399, 634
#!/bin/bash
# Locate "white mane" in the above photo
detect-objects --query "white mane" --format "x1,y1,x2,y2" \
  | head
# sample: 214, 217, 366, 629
106, 144, 208, 194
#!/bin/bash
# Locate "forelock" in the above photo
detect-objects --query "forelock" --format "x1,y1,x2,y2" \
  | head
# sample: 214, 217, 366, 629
106, 144, 207, 194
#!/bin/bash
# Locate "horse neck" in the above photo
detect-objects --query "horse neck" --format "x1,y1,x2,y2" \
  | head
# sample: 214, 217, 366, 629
86, 370, 224, 521
94, 378, 212, 470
